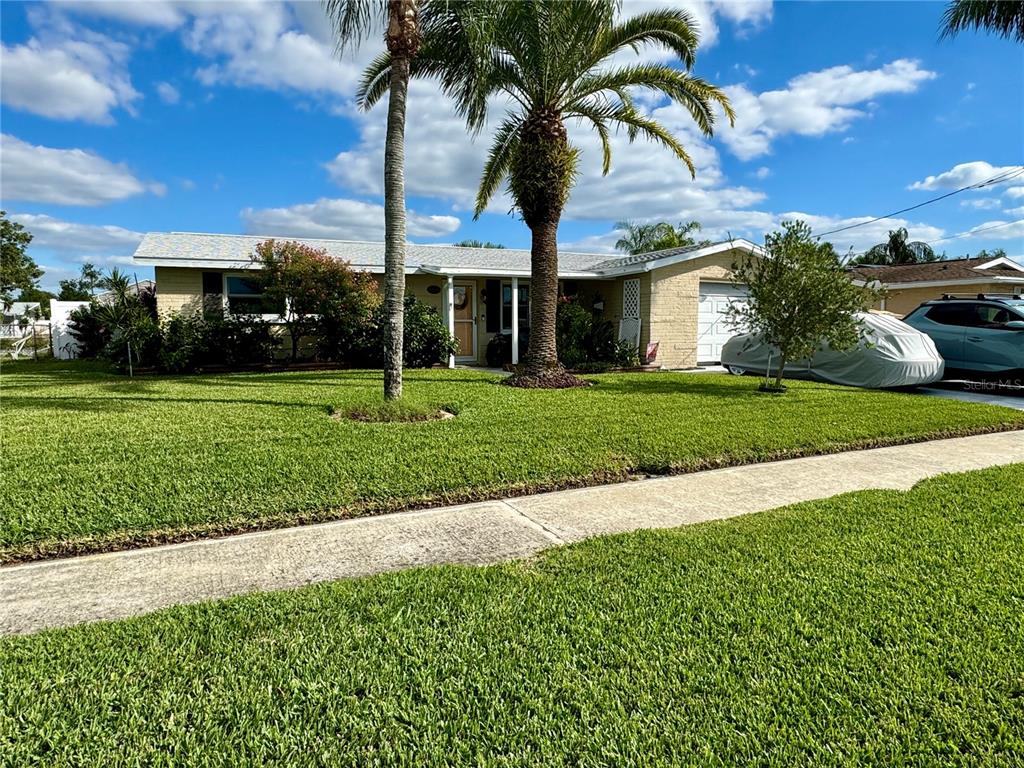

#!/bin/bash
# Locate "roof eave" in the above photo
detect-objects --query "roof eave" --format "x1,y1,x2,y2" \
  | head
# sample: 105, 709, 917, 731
851, 275, 1024, 289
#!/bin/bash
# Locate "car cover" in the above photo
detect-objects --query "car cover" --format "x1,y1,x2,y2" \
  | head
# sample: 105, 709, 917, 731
721, 312, 945, 389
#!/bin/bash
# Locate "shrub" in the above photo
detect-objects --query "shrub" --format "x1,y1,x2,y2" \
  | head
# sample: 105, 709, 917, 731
555, 297, 639, 369
158, 311, 279, 373
202, 313, 278, 368
485, 330, 530, 368
158, 314, 206, 374
251, 240, 379, 362
325, 296, 457, 369
69, 292, 161, 371
67, 304, 109, 359
401, 297, 459, 368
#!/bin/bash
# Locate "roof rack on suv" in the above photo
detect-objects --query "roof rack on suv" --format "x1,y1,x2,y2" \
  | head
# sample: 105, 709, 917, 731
939, 293, 1023, 302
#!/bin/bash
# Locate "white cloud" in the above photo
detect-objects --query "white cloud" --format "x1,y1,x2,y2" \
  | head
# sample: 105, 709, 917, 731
960, 197, 1001, 210
241, 197, 461, 241
1004, 186, 1024, 199
959, 219, 1024, 241
53, 0, 190, 29
909, 161, 1023, 191
1004, 206, 1024, 218
720, 59, 936, 160
0, 134, 161, 206
156, 81, 180, 104
8, 212, 144, 254
785, 213, 944, 255
753, 166, 771, 179
0, 33, 139, 123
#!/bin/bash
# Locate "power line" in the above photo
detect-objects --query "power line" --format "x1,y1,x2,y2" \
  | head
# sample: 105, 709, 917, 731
924, 217, 1024, 246
812, 165, 1024, 239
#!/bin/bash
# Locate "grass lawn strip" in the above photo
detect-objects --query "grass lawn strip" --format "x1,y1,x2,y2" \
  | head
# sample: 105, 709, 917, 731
2, 464, 1022, 765
2, 361, 1022, 562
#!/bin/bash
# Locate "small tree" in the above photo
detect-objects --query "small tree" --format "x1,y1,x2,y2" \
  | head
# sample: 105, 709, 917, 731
58, 262, 104, 301
251, 240, 379, 362
728, 221, 880, 392
1, 211, 41, 307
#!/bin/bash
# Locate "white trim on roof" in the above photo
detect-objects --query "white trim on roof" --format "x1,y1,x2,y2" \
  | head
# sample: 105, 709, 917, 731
976, 256, 1024, 272
418, 265, 602, 279
597, 238, 763, 276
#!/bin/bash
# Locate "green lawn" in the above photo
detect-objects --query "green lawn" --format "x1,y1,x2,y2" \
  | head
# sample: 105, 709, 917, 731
2, 465, 1022, 765
1, 360, 1022, 561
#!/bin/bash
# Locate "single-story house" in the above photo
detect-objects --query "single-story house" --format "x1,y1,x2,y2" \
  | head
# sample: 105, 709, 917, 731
849, 255, 1024, 316
132, 232, 763, 369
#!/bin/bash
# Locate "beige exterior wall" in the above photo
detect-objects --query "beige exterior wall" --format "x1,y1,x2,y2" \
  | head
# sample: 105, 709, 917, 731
152, 257, 752, 368
875, 283, 1019, 317
645, 249, 747, 369
154, 267, 204, 316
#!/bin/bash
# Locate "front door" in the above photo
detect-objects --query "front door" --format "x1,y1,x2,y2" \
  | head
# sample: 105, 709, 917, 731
453, 281, 476, 361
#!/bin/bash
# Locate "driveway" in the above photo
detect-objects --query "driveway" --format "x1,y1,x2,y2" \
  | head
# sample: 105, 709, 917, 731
918, 381, 1024, 411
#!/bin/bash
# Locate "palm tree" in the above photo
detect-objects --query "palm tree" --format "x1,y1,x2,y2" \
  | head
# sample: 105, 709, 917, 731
941, 0, 1024, 42
615, 220, 707, 255
323, 0, 422, 400
851, 228, 939, 265
361, 0, 733, 386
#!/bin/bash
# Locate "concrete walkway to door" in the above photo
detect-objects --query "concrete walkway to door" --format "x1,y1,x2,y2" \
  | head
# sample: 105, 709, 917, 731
2, 431, 1022, 636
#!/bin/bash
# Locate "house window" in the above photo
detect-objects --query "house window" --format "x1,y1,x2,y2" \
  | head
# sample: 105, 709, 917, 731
500, 281, 530, 331
225, 275, 283, 316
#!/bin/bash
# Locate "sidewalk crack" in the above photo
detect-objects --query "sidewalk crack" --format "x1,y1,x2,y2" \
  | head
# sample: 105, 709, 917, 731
499, 500, 566, 546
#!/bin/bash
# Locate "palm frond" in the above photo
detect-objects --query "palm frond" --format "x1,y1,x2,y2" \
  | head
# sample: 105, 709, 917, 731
474, 117, 522, 218
592, 8, 701, 70
941, 0, 1024, 41
569, 99, 614, 175
322, 0, 382, 53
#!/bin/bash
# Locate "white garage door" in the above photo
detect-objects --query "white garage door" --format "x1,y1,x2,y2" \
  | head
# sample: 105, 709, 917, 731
697, 282, 748, 363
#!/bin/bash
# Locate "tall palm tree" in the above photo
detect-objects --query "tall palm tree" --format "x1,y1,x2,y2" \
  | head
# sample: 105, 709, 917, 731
324, 0, 422, 400
941, 0, 1024, 42
361, 0, 733, 386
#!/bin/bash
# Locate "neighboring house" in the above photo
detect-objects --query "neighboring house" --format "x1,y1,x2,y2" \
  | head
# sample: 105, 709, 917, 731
132, 232, 763, 369
1, 302, 42, 338
849, 256, 1024, 316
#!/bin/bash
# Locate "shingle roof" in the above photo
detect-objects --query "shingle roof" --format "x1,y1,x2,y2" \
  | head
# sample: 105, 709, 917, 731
133, 232, 604, 274
587, 242, 711, 271
132, 232, 757, 276
848, 256, 1024, 285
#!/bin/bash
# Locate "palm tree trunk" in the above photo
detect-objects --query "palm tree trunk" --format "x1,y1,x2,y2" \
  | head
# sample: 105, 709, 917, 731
523, 216, 561, 375
382, 48, 410, 400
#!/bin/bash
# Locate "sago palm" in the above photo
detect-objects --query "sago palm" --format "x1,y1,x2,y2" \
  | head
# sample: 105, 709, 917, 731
323, 0, 422, 400
361, 0, 734, 386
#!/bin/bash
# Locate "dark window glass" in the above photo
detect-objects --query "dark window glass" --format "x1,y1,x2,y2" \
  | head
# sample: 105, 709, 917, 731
485, 279, 500, 333
925, 304, 977, 327
225, 275, 283, 315
518, 285, 530, 329
226, 276, 263, 295
502, 283, 513, 330
202, 271, 223, 296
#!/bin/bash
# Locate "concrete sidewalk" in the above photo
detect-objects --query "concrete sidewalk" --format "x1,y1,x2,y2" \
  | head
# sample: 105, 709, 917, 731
3, 430, 1022, 636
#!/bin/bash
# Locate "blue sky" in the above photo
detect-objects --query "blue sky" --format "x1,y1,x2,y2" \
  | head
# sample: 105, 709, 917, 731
1, 0, 1022, 291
